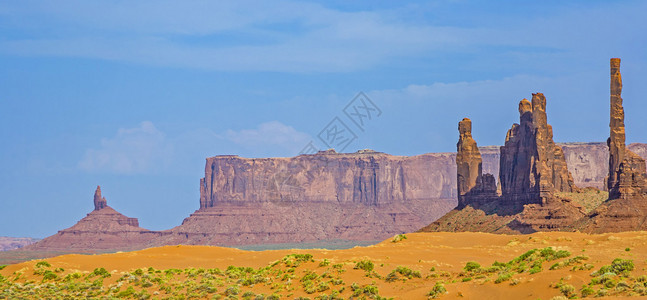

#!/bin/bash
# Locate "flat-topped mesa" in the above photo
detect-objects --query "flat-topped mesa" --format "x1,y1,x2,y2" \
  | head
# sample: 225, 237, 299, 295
456, 118, 496, 208
607, 58, 647, 199
93, 185, 107, 210
499, 94, 575, 207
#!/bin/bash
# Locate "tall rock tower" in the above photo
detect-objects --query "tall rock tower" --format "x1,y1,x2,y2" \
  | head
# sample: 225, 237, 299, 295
499, 94, 575, 206
93, 185, 107, 210
608, 57, 626, 198
456, 118, 497, 208
607, 58, 647, 200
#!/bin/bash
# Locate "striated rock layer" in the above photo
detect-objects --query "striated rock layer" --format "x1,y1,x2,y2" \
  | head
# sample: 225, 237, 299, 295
0, 237, 39, 252
158, 150, 458, 246
25, 187, 155, 252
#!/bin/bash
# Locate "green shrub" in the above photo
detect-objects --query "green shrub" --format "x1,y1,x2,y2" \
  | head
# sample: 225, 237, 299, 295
317, 281, 330, 292
495, 272, 513, 284
42, 270, 58, 281
301, 272, 319, 282
141, 280, 153, 288
462, 277, 472, 282
91, 267, 111, 278
529, 262, 542, 274
513, 249, 537, 263
362, 285, 379, 295
581, 287, 595, 297
394, 266, 421, 279
35, 261, 51, 268
0, 265, 6, 270
225, 285, 240, 296
427, 282, 446, 298
559, 284, 575, 297
385, 271, 399, 282
592, 258, 634, 277
354, 260, 374, 272
117, 286, 135, 298
464, 262, 481, 272
391, 234, 407, 243
319, 259, 330, 267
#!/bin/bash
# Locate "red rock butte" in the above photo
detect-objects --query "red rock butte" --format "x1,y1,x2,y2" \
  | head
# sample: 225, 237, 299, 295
24, 186, 153, 251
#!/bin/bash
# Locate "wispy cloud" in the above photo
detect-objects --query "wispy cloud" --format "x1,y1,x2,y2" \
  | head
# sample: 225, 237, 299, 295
3, 0, 614, 72
78, 120, 311, 174
78, 121, 173, 174
225, 121, 311, 156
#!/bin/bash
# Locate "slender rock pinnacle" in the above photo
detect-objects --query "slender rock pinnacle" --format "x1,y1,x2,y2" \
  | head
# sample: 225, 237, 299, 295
607, 58, 647, 199
456, 118, 482, 207
456, 118, 497, 207
94, 185, 107, 210
608, 58, 626, 197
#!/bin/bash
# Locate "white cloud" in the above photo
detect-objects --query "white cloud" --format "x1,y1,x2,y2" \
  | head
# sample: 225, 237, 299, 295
78, 121, 173, 174
225, 121, 311, 155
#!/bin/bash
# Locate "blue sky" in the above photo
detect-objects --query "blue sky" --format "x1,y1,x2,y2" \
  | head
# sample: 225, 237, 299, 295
1, 0, 645, 238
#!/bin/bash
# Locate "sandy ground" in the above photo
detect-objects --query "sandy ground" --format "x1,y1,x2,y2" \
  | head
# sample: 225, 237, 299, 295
2, 231, 647, 299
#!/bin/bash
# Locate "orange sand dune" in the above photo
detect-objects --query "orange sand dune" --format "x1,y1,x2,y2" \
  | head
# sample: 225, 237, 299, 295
2, 232, 647, 299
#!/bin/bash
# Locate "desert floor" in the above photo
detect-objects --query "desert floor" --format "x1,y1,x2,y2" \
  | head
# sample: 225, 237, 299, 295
2, 231, 647, 299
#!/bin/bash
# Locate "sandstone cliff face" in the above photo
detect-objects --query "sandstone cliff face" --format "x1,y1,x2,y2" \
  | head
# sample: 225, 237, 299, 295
25, 187, 153, 252
162, 150, 458, 246
199, 150, 456, 207
499, 94, 575, 207
0, 237, 39, 252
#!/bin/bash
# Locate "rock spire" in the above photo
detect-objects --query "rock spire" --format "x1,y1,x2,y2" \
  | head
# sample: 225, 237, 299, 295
607, 58, 647, 199
499, 93, 575, 206
94, 185, 107, 210
456, 118, 496, 207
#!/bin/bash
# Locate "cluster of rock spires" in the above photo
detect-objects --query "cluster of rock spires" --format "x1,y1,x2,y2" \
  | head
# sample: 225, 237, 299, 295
20, 58, 647, 253
422, 58, 647, 233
